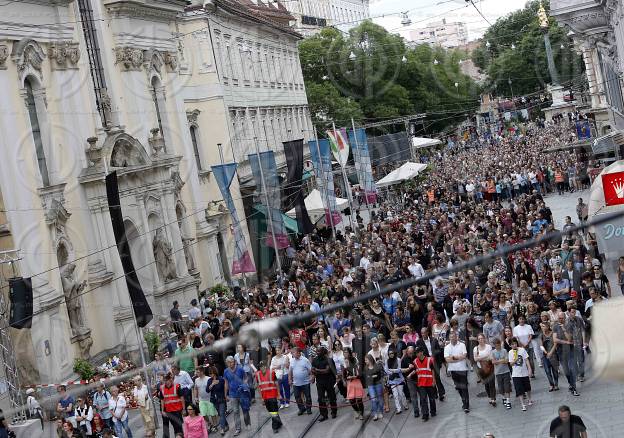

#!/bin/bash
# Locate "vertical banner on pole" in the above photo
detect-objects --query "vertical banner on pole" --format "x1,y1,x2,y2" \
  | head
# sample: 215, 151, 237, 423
105, 171, 153, 327
248, 151, 290, 249
309, 138, 343, 225
348, 128, 378, 204
211, 163, 256, 274
284, 139, 314, 234
327, 128, 350, 167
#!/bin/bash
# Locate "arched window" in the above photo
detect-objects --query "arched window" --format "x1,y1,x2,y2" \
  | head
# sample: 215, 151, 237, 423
189, 125, 202, 171
24, 77, 50, 186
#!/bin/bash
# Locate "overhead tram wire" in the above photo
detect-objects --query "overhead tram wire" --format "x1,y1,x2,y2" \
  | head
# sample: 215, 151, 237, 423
5, 208, 624, 419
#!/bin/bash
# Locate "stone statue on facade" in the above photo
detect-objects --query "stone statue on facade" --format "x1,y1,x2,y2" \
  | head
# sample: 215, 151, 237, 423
182, 236, 196, 273
60, 263, 88, 336
153, 228, 177, 282
538, 1, 549, 29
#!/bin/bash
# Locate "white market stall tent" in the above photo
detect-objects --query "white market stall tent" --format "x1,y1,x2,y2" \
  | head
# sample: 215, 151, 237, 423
286, 189, 349, 223
376, 162, 428, 188
412, 137, 443, 149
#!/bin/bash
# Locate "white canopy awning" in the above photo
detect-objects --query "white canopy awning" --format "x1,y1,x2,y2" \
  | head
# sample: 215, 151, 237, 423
286, 189, 349, 223
376, 162, 428, 188
588, 160, 624, 218
412, 137, 442, 149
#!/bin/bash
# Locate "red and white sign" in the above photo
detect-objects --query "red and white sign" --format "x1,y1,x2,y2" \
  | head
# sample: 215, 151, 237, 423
602, 171, 624, 206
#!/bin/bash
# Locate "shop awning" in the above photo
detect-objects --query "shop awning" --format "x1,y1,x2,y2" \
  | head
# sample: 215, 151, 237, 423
593, 130, 624, 156
253, 205, 299, 234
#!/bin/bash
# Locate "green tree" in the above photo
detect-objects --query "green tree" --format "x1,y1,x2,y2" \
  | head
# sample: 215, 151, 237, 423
472, 0, 585, 98
299, 21, 480, 133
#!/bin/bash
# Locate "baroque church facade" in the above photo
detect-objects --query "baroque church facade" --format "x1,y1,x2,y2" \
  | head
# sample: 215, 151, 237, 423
0, 0, 311, 385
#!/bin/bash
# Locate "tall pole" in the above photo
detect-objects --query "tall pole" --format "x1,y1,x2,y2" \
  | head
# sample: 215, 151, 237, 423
332, 121, 357, 235
313, 126, 336, 240
257, 123, 283, 283
542, 31, 560, 86
351, 118, 372, 223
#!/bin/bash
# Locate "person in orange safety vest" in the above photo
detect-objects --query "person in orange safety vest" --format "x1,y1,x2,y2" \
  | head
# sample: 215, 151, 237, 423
409, 348, 437, 422
159, 373, 184, 438
255, 361, 283, 434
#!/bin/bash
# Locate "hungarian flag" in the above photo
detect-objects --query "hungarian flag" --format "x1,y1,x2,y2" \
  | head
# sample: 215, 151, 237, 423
327, 128, 350, 167
602, 171, 624, 206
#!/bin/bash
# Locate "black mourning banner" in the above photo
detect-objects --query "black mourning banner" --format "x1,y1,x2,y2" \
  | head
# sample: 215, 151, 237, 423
105, 172, 153, 327
284, 139, 314, 234
9, 277, 33, 329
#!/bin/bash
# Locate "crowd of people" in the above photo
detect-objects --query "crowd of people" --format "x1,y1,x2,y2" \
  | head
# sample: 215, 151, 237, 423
42, 120, 613, 438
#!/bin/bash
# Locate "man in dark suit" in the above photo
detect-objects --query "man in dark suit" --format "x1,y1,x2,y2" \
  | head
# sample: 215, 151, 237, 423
416, 327, 446, 401
562, 259, 582, 294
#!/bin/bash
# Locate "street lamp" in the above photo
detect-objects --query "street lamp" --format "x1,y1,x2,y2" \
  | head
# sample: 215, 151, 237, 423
485, 40, 491, 49
454, 82, 459, 97
349, 51, 356, 61
508, 77, 514, 99
511, 43, 516, 50
400, 12, 412, 26
402, 55, 408, 63
433, 59, 439, 65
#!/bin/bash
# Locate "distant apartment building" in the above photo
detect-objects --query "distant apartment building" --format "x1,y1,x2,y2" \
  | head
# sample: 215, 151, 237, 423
409, 19, 468, 49
280, 0, 369, 36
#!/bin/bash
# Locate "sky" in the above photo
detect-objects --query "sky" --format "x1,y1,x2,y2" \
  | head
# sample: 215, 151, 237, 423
370, 0, 530, 41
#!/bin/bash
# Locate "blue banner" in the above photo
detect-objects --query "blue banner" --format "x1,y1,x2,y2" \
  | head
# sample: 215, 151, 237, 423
211, 163, 255, 274
248, 151, 290, 249
348, 128, 377, 204
309, 138, 342, 225
576, 120, 591, 140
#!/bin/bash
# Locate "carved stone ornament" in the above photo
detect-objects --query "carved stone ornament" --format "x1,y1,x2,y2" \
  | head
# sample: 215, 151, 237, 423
37, 183, 71, 228
172, 170, 185, 195
148, 128, 165, 157
11, 39, 45, 80
115, 46, 144, 71
48, 41, 80, 70
0, 43, 8, 70
164, 51, 178, 72
85, 136, 103, 168
186, 109, 201, 125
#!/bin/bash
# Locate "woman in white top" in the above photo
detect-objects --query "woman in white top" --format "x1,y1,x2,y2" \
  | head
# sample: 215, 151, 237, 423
270, 346, 291, 408
473, 333, 496, 407
332, 340, 347, 398
74, 396, 94, 436
25, 388, 43, 429
367, 337, 385, 363
340, 326, 356, 349
108, 385, 131, 438
317, 327, 331, 349
371, 335, 391, 413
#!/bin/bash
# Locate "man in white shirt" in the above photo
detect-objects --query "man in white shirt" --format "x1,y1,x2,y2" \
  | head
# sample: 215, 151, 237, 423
509, 338, 533, 411
512, 316, 535, 377
408, 258, 425, 279
444, 332, 470, 412
359, 251, 370, 270
133, 375, 155, 436
172, 364, 194, 408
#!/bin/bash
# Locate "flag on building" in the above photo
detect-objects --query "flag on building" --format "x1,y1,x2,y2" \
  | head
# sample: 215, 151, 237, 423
348, 128, 378, 204
105, 171, 153, 327
284, 139, 314, 234
211, 163, 256, 274
249, 151, 290, 249
309, 138, 342, 225
327, 127, 350, 166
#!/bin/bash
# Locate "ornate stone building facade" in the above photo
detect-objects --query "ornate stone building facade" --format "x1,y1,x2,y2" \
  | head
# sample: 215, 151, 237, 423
0, 0, 264, 385
551, 0, 624, 134
182, 0, 314, 270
